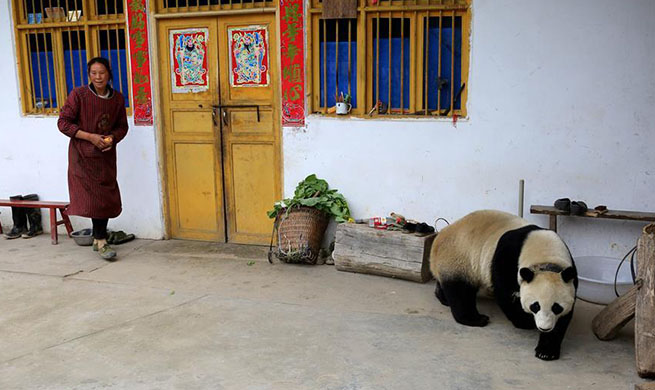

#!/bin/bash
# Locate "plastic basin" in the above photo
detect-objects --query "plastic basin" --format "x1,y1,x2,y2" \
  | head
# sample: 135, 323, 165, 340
71, 228, 93, 246
575, 256, 635, 305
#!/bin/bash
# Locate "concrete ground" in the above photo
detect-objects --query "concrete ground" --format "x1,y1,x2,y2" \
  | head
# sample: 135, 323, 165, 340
0, 235, 646, 390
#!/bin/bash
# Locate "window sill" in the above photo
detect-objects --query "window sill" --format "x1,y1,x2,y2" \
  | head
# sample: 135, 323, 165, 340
306, 113, 468, 123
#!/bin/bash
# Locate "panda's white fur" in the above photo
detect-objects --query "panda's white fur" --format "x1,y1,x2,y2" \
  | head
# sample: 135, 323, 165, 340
430, 210, 529, 291
429, 209, 577, 360
517, 230, 576, 331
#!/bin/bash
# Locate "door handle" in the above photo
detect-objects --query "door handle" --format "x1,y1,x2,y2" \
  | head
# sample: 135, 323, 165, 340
222, 109, 229, 126
212, 107, 217, 126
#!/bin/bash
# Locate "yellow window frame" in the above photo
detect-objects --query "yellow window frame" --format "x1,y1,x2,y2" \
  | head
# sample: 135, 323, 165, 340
11, 0, 132, 116
308, 0, 471, 118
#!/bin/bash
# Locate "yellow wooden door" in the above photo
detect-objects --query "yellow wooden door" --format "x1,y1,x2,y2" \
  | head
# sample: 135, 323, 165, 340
217, 13, 281, 245
158, 18, 225, 241
158, 14, 280, 244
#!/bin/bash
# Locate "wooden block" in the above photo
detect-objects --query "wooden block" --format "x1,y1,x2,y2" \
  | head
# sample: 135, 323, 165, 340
636, 224, 655, 378
635, 382, 655, 390
322, 0, 357, 19
592, 282, 639, 341
333, 223, 435, 283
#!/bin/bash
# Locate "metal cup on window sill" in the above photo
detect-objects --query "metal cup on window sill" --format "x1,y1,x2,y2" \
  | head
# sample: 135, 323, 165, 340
336, 102, 351, 115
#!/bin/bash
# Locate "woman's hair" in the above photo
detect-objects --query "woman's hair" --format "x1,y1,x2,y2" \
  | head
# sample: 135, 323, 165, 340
87, 57, 113, 82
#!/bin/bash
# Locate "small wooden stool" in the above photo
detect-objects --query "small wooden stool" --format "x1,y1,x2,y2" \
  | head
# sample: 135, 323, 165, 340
0, 199, 74, 244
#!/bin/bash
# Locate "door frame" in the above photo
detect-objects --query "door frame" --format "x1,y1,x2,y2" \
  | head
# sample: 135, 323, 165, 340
150, 6, 283, 241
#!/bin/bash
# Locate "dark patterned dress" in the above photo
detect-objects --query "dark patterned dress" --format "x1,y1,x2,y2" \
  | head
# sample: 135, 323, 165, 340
57, 85, 129, 219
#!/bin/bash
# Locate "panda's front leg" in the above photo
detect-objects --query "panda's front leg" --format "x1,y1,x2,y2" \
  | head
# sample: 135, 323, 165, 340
494, 290, 535, 330
535, 310, 573, 361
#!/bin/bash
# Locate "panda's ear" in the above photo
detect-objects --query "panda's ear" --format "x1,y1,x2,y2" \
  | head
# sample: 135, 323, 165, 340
561, 267, 576, 283
519, 267, 534, 283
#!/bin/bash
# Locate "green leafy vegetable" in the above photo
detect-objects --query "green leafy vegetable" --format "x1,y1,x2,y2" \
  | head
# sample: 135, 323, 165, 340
267, 174, 351, 223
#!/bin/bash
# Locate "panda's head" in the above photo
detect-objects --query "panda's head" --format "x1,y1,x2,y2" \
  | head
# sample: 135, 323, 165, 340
518, 267, 576, 332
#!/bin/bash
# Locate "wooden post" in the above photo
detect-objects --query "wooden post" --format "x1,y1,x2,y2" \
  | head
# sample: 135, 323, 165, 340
592, 281, 640, 340
636, 223, 655, 378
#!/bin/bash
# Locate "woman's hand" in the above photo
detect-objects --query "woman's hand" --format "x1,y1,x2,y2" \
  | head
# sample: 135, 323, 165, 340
87, 133, 112, 151
100, 135, 113, 152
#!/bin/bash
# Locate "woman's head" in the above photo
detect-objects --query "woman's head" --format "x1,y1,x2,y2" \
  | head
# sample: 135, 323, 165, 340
87, 57, 113, 91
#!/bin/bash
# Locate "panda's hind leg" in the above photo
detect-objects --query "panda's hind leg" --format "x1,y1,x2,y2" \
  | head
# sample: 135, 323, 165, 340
441, 278, 489, 327
434, 280, 449, 306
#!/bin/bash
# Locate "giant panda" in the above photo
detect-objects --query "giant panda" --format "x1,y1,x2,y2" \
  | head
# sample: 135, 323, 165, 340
429, 210, 578, 360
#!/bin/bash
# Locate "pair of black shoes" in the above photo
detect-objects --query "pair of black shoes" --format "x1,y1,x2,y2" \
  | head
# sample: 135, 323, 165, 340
4, 194, 43, 239
554, 198, 588, 215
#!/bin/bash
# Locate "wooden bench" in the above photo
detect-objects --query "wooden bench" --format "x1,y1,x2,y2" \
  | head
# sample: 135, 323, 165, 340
530, 205, 655, 232
0, 199, 74, 245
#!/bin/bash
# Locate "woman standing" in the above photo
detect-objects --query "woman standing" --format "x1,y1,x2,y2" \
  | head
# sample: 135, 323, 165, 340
58, 57, 129, 260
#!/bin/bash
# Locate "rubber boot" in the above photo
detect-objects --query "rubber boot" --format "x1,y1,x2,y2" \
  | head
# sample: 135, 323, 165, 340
22, 194, 43, 238
4, 195, 26, 239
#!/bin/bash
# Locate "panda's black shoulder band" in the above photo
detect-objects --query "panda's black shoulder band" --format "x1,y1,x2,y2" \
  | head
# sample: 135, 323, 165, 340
531, 263, 564, 273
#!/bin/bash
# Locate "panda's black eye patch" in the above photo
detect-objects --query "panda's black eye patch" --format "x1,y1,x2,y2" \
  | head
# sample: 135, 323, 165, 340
552, 303, 564, 315
530, 302, 540, 313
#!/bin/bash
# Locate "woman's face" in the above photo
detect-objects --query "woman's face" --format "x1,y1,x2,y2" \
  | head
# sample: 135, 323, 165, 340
89, 63, 109, 91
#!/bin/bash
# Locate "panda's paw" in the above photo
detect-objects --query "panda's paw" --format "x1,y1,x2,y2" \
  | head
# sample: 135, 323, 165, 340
468, 314, 489, 327
535, 347, 560, 361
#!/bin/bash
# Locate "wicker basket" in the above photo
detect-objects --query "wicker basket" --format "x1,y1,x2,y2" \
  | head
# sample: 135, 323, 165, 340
273, 206, 329, 264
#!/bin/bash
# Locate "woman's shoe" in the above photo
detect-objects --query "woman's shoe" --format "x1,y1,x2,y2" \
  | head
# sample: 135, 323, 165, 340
98, 244, 117, 261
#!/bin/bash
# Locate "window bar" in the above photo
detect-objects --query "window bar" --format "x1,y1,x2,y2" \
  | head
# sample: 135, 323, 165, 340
335, 19, 339, 105
42, 32, 54, 111
66, 27, 75, 90
104, 0, 109, 18
25, 32, 37, 111
114, 27, 124, 95
32, 31, 46, 111
347, 19, 351, 98
375, 14, 380, 111
45, 0, 51, 21
437, 11, 442, 112
60, 0, 67, 22
387, 15, 391, 114
450, 11, 455, 114
322, 19, 327, 113
175, 0, 179, 13
400, 14, 404, 114
423, 11, 429, 115
39, 0, 45, 23
75, 28, 84, 87
106, 27, 112, 68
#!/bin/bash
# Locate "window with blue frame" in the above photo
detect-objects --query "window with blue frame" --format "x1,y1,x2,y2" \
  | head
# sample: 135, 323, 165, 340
13, 0, 131, 115
423, 15, 463, 115
372, 18, 411, 114
310, 1, 470, 118
318, 18, 357, 112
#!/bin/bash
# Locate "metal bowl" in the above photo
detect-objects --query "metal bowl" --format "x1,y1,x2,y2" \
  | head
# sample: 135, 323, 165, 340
71, 228, 94, 246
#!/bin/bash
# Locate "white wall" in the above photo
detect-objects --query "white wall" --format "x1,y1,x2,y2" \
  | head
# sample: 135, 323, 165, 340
0, 3, 164, 239
284, 0, 655, 259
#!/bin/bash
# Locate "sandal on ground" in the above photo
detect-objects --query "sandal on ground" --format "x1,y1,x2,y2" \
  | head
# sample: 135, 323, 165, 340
107, 231, 135, 245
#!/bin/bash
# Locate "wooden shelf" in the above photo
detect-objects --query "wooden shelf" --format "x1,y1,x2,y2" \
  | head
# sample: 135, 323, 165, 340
530, 205, 655, 232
